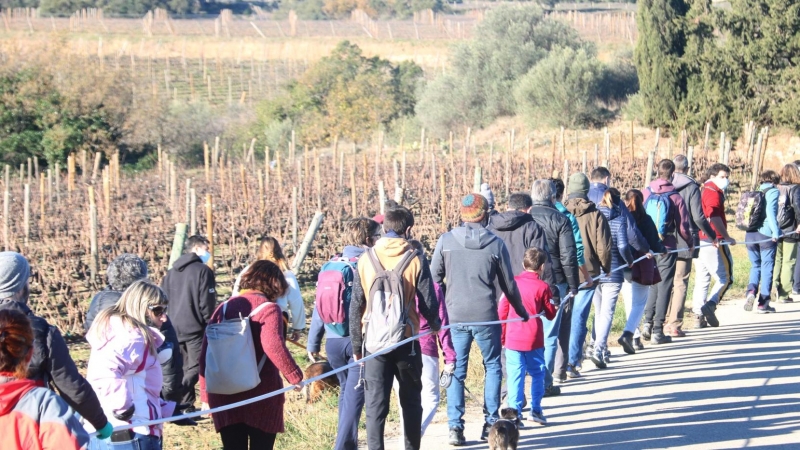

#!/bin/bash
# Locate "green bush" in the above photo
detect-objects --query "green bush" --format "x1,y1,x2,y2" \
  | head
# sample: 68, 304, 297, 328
514, 46, 605, 128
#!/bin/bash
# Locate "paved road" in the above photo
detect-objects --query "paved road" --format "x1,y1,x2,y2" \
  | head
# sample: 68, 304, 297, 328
383, 296, 800, 449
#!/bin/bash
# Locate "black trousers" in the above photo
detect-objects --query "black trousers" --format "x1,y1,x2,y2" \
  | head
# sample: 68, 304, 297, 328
554, 296, 573, 378
220, 423, 276, 450
179, 334, 204, 406
644, 252, 678, 334
364, 341, 423, 450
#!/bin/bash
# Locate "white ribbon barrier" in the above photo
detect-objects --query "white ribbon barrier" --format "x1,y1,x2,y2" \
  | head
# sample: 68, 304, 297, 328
91, 231, 796, 436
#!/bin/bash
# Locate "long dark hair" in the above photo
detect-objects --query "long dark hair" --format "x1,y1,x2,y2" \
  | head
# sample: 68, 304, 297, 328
624, 189, 646, 224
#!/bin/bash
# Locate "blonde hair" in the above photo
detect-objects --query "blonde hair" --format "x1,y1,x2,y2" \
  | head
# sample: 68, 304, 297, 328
600, 190, 615, 208
255, 236, 290, 272
91, 280, 167, 355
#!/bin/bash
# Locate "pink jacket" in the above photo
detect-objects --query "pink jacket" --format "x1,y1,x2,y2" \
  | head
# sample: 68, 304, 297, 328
499, 272, 556, 352
86, 316, 175, 436
417, 283, 456, 364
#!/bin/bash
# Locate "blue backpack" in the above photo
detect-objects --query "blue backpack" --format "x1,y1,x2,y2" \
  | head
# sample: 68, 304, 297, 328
644, 188, 676, 239
315, 257, 357, 337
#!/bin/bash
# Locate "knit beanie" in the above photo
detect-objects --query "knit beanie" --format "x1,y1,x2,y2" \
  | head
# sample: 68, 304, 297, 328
461, 194, 488, 223
479, 183, 495, 209
568, 173, 590, 195
0, 252, 30, 300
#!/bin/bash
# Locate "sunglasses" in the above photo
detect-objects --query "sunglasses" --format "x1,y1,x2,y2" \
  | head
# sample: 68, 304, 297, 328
148, 305, 168, 317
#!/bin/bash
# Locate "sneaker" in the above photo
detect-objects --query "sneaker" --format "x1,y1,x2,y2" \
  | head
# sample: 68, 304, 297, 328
744, 292, 756, 311
778, 297, 794, 303
566, 364, 582, 379
590, 348, 607, 369
764, 301, 777, 312
667, 327, 686, 337
556, 373, 568, 384
642, 323, 653, 341
701, 301, 719, 327
173, 417, 198, 426
480, 423, 491, 441
695, 314, 708, 329
618, 331, 635, 354
448, 428, 466, 446
603, 349, 611, 364
529, 410, 548, 425
651, 332, 672, 344
757, 304, 770, 314
543, 384, 561, 397
634, 337, 645, 350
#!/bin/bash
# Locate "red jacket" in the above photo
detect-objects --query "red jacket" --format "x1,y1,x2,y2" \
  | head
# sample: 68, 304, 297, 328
700, 181, 726, 241
499, 272, 556, 352
0, 377, 89, 450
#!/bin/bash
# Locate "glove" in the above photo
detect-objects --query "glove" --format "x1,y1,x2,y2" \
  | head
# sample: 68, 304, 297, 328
439, 369, 453, 388
113, 405, 135, 422
443, 363, 455, 374
95, 422, 114, 440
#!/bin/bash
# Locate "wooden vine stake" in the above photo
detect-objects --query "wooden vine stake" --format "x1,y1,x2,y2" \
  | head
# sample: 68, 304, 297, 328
23, 184, 29, 246
88, 186, 98, 280
205, 194, 214, 270
440, 165, 446, 231
292, 187, 298, 253
290, 211, 325, 274
3, 189, 9, 251
350, 165, 357, 216
39, 174, 45, 229
190, 189, 197, 235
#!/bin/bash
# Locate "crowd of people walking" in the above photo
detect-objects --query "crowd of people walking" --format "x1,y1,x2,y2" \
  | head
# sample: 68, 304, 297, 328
0, 157, 799, 450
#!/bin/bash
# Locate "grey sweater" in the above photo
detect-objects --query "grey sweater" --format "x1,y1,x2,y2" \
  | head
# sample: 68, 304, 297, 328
430, 223, 529, 324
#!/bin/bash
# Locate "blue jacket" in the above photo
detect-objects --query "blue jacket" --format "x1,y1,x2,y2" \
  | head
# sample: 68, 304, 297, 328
555, 202, 585, 266
590, 182, 649, 253
758, 183, 782, 239
598, 203, 635, 284
307, 245, 365, 353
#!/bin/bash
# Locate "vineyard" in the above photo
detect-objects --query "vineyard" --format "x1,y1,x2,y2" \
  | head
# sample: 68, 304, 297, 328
10, 122, 776, 337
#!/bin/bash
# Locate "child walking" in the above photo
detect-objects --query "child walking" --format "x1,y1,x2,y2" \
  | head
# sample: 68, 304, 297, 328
499, 247, 557, 424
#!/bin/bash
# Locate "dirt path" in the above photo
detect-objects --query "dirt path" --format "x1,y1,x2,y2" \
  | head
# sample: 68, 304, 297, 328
381, 296, 800, 449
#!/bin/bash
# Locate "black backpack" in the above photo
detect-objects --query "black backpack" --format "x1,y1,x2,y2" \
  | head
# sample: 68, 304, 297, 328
776, 185, 798, 231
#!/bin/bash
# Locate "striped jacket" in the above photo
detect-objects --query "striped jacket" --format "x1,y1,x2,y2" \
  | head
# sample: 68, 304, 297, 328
0, 377, 89, 449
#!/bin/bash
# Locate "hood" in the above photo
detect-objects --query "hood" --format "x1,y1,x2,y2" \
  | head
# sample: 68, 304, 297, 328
173, 253, 202, 272
0, 298, 31, 315
672, 173, 696, 191
452, 222, 498, 250
87, 315, 165, 352
648, 178, 677, 194
488, 210, 533, 232
760, 182, 775, 190
373, 237, 413, 257
564, 197, 598, 217
599, 203, 620, 221
0, 378, 37, 415
341, 245, 366, 260
590, 182, 608, 192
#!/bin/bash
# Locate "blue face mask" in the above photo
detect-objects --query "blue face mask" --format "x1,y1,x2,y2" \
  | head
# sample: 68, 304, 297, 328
197, 249, 211, 264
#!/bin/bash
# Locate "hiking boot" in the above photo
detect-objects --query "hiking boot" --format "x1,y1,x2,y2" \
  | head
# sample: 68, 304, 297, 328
543, 384, 561, 397
701, 301, 719, 327
778, 297, 794, 303
642, 323, 653, 341
528, 410, 547, 425
556, 373, 568, 384
764, 301, 776, 312
757, 302, 776, 313
634, 337, 645, 350
448, 428, 465, 446
566, 364, 582, 379
618, 331, 635, 354
480, 423, 491, 441
590, 348, 607, 369
744, 292, 756, 311
651, 332, 672, 344
695, 314, 707, 329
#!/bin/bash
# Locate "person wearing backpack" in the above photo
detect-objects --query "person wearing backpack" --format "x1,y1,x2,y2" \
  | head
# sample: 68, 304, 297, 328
430, 193, 529, 446
665, 155, 718, 337
349, 208, 441, 450
307, 217, 381, 450
772, 164, 800, 304
199, 260, 303, 450
743, 170, 783, 313
642, 160, 692, 345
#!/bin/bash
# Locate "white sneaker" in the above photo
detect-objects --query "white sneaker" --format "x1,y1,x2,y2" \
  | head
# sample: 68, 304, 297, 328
528, 410, 547, 425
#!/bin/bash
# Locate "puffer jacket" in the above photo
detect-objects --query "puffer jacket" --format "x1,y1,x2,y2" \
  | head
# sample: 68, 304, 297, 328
86, 316, 175, 437
529, 201, 580, 293
564, 195, 612, 284
590, 182, 649, 253
672, 173, 717, 258
598, 203, 635, 284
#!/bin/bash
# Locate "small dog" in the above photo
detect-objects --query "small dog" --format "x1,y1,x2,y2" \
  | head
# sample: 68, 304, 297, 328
302, 361, 340, 403
488, 408, 520, 450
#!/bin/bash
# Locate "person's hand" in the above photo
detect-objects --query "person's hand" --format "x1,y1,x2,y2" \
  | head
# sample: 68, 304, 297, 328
443, 363, 455, 374
293, 383, 304, 392
645, 252, 654, 259
113, 405, 135, 422
583, 278, 594, 289
353, 352, 362, 361
725, 237, 736, 246
689, 246, 695, 254
308, 351, 320, 363
521, 313, 530, 322
96, 422, 114, 440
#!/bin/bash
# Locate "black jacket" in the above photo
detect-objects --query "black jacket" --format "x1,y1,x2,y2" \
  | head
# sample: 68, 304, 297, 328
0, 299, 108, 431
160, 253, 217, 340
84, 288, 184, 402
529, 201, 580, 293
673, 173, 717, 258
488, 210, 559, 299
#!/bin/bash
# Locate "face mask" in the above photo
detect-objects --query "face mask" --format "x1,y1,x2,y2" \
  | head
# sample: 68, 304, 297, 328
712, 177, 729, 191
197, 249, 211, 264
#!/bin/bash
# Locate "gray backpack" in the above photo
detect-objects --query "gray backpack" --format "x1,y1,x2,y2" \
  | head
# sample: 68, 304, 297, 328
362, 249, 417, 354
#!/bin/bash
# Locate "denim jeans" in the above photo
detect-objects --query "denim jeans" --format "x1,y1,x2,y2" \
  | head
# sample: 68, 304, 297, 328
622, 272, 650, 338
505, 348, 545, 416
746, 232, 778, 303
568, 287, 596, 367
90, 434, 162, 450
326, 337, 364, 450
541, 283, 567, 387
447, 324, 502, 430
591, 283, 622, 352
